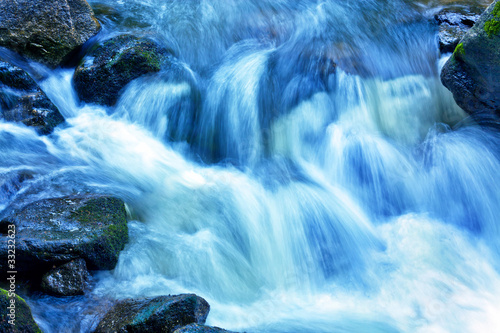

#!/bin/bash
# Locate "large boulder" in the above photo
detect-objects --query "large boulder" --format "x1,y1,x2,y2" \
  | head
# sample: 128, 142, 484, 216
0, 0, 101, 68
73, 34, 174, 106
174, 324, 237, 333
0, 195, 129, 277
40, 258, 89, 296
0, 289, 41, 333
93, 294, 210, 333
441, 0, 500, 121
0, 60, 65, 134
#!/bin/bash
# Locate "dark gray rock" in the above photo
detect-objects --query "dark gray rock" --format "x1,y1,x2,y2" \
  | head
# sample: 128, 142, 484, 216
73, 34, 174, 106
440, 0, 500, 122
0, 0, 101, 68
0, 60, 64, 134
0, 288, 41, 333
40, 258, 89, 296
0, 195, 129, 278
174, 324, 238, 333
93, 294, 210, 333
435, 7, 483, 53
0, 61, 39, 91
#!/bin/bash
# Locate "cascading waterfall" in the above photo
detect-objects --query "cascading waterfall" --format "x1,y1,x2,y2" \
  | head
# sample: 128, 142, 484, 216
2, 0, 500, 332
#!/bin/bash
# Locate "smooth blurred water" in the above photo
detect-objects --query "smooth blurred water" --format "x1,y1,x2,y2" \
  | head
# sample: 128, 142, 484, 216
2, 0, 500, 332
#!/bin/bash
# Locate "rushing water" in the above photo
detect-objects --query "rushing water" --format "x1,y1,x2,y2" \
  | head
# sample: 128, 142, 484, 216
2, 0, 500, 332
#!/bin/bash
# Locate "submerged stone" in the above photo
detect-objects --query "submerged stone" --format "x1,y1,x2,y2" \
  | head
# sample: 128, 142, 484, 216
0, 0, 101, 68
40, 259, 89, 296
73, 34, 174, 106
93, 294, 210, 333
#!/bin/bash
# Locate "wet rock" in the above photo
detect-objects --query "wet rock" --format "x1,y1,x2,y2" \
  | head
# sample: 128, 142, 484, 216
93, 294, 210, 333
0, 288, 41, 333
1, 92, 66, 135
73, 34, 174, 106
0, 195, 129, 278
0, 62, 39, 91
435, 7, 483, 53
174, 324, 238, 333
0, 0, 101, 68
40, 259, 89, 296
0, 60, 64, 134
441, 0, 500, 122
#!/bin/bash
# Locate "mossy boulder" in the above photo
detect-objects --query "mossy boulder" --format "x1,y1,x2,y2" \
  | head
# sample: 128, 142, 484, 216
40, 258, 89, 296
93, 294, 210, 333
0, 195, 129, 278
0, 288, 41, 333
0, 0, 100, 68
441, 0, 500, 122
174, 324, 238, 333
73, 34, 174, 106
0, 60, 65, 134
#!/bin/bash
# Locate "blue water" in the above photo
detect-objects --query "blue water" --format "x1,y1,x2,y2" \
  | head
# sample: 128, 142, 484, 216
2, 0, 500, 332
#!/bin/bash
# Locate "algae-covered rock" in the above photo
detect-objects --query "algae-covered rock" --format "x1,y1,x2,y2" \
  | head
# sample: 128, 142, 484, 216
40, 258, 89, 296
0, 288, 41, 333
0, 0, 100, 68
94, 294, 210, 333
0, 60, 65, 134
441, 0, 500, 122
0, 195, 128, 277
73, 34, 174, 106
174, 324, 238, 333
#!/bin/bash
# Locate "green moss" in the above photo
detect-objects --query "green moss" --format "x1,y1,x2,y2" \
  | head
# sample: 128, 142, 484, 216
71, 197, 126, 225
83, 220, 128, 270
484, 2, 500, 37
454, 42, 465, 57
70, 197, 129, 269
493, 1, 500, 18
102, 222, 128, 252
0, 288, 26, 303
0, 288, 42, 333
485, 19, 500, 37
